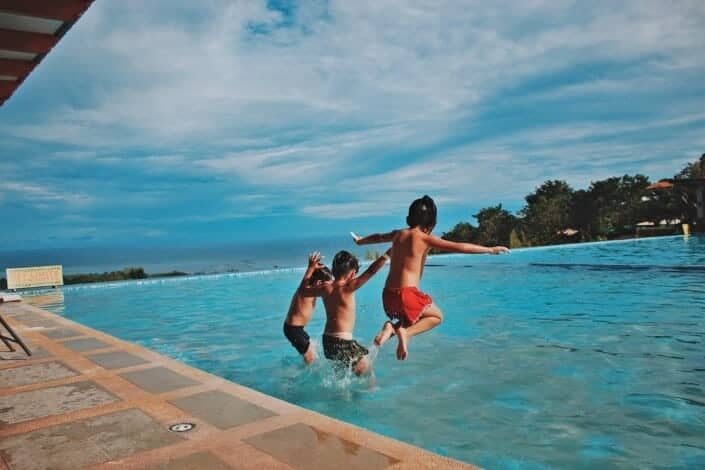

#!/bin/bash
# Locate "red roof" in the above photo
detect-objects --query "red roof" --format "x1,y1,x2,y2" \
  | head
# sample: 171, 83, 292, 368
0, 0, 94, 106
646, 180, 674, 190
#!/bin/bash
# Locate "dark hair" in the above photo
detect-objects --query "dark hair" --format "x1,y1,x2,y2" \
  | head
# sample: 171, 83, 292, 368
406, 195, 437, 228
309, 266, 334, 286
331, 250, 359, 278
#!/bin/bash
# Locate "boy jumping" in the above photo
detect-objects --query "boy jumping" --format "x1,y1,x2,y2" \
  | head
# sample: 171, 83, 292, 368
352, 195, 509, 360
299, 249, 391, 375
283, 252, 334, 364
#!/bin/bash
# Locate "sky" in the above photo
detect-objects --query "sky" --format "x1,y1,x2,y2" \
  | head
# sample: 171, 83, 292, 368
1, 0, 704, 249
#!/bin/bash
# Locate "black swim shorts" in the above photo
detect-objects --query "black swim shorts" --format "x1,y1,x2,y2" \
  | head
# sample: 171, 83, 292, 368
322, 335, 369, 367
283, 323, 311, 355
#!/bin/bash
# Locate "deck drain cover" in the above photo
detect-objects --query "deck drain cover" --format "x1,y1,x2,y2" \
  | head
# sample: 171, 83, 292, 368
169, 422, 195, 433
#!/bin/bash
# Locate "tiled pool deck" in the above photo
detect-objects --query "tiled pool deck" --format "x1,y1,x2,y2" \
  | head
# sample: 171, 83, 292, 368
0, 300, 476, 470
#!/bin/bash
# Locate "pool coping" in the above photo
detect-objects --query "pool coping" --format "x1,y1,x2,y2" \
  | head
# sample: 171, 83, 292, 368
0, 299, 478, 470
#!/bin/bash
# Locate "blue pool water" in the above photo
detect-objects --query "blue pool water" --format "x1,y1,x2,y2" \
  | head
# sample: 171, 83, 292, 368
26, 236, 705, 469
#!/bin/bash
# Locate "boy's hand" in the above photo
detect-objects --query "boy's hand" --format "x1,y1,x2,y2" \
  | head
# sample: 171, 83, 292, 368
489, 246, 510, 254
308, 252, 324, 268
350, 232, 362, 245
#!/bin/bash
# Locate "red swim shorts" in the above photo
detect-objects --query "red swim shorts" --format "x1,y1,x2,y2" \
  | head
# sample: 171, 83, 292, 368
382, 286, 433, 326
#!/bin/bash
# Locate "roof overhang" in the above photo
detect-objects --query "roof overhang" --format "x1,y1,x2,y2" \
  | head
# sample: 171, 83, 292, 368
646, 178, 705, 191
646, 180, 674, 191
0, 0, 94, 106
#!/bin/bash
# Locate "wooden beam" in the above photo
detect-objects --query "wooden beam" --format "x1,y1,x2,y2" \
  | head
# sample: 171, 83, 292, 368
0, 80, 19, 105
0, 0, 93, 22
0, 28, 58, 54
0, 57, 35, 77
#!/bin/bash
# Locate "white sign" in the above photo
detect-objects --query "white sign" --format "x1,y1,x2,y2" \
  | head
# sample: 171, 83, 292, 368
6, 265, 64, 290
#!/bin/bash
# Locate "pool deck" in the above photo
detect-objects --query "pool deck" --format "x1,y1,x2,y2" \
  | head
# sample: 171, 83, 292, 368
0, 299, 477, 470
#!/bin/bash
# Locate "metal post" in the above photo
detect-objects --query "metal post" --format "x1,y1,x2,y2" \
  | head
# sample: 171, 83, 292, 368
0, 315, 32, 356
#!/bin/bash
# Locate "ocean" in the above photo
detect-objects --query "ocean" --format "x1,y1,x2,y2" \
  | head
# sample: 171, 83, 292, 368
0, 235, 373, 276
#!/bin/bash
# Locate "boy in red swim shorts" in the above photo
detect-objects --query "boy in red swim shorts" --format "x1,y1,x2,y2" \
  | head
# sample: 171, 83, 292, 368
352, 195, 509, 360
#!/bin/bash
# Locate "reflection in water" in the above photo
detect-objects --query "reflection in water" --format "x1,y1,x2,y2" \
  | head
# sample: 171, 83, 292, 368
24, 290, 64, 311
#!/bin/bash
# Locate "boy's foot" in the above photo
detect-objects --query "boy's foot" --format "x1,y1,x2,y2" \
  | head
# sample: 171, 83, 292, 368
374, 321, 395, 346
396, 327, 409, 360
303, 346, 316, 365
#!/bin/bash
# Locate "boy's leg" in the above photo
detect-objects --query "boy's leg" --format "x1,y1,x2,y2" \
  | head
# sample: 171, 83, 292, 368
303, 342, 316, 365
353, 356, 371, 376
396, 303, 443, 360
374, 320, 396, 346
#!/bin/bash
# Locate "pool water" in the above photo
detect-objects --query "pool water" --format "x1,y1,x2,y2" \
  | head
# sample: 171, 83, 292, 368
30, 236, 705, 469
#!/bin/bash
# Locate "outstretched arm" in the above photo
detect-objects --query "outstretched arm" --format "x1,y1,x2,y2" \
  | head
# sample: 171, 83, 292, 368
347, 248, 391, 291
351, 230, 397, 245
425, 235, 509, 255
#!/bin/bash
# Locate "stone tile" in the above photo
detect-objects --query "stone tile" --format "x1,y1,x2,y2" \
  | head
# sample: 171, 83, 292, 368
0, 304, 29, 316
119, 366, 200, 394
41, 327, 83, 340
0, 408, 183, 470
170, 390, 276, 430
0, 346, 50, 360
87, 350, 149, 370
60, 337, 110, 352
12, 313, 60, 328
147, 451, 233, 470
0, 380, 117, 425
0, 361, 77, 388
245, 423, 399, 470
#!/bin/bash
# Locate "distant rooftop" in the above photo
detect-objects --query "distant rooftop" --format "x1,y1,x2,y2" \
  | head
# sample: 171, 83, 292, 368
646, 177, 705, 191
0, 0, 94, 106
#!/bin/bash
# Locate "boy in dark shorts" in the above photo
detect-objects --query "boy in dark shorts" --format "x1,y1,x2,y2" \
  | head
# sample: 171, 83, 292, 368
299, 249, 391, 375
352, 195, 509, 360
283, 252, 334, 364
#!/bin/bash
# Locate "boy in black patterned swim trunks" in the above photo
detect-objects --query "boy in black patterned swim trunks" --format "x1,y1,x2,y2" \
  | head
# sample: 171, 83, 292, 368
284, 252, 334, 364
299, 249, 391, 375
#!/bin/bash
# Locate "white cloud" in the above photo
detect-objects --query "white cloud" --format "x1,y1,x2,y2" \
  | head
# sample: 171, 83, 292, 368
6, 0, 702, 147
303, 201, 406, 219
3, 182, 93, 208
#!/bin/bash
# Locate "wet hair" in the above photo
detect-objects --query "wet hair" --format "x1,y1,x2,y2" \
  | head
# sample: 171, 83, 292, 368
331, 250, 359, 279
309, 266, 334, 286
406, 195, 437, 229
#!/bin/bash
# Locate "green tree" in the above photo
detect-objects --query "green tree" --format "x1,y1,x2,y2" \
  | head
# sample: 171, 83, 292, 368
520, 180, 574, 245
675, 153, 705, 179
473, 204, 518, 246
616, 174, 651, 229
431, 222, 479, 254
672, 153, 705, 223
440, 221, 478, 243
570, 189, 596, 240
587, 175, 651, 238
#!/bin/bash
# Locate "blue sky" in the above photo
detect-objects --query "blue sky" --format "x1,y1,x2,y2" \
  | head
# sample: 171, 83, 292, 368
1, 0, 704, 249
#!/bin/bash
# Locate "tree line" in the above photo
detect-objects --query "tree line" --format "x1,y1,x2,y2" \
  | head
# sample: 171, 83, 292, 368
438, 153, 705, 249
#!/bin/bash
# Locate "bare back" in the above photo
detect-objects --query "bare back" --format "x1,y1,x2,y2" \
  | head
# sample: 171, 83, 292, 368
285, 292, 316, 326
322, 282, 356, 334
386, 228, 430, 288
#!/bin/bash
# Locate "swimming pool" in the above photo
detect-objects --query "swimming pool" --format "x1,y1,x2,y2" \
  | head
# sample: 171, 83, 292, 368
29, 236, 705, 469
